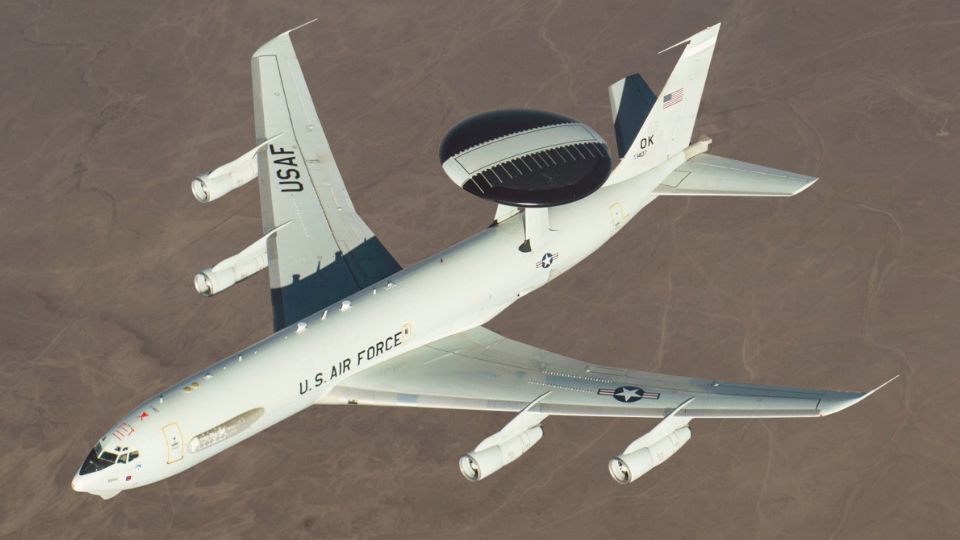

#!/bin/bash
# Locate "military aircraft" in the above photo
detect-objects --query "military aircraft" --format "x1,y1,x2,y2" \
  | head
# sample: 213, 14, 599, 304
72, 22, 895, 500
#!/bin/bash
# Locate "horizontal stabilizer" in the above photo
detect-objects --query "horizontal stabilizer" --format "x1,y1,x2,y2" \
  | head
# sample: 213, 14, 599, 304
654, 153, 817, 196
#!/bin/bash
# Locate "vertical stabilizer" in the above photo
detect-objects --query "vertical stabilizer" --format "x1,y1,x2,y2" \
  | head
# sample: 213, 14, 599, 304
606, 23, 720, 185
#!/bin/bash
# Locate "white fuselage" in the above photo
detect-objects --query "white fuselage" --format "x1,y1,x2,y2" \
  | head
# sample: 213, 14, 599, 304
72, 161, 671, 499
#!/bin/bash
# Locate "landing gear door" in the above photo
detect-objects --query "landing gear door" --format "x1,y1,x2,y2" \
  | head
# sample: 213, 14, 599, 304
162, 423, 184, 464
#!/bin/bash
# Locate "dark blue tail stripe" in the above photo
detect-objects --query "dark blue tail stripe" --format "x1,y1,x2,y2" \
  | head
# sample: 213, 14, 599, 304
613, 74, 657, 158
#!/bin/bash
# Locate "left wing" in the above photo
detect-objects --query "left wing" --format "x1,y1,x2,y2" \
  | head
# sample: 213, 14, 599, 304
253, 23, 401, 330
322, 326, 892, 419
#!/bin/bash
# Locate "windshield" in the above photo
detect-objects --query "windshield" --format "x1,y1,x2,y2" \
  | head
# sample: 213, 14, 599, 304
78, 441, 140, 475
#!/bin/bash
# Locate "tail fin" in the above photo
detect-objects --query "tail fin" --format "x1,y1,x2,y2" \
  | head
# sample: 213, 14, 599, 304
607, 23, 720, 184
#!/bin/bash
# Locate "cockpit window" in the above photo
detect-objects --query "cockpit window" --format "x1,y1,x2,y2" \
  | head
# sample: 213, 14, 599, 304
79, 448, 115, 475
78, 442, 140, 475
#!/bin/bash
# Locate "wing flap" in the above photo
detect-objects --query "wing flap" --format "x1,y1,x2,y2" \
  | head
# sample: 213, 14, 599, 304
654, 153, 817, 196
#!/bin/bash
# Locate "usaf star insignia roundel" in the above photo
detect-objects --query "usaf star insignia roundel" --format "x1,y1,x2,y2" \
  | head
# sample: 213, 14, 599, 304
597, 385, 661, 402
535, 252, 559, 269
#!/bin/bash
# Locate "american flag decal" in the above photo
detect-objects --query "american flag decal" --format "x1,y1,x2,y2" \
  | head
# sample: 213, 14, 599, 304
663, 88, 684, 109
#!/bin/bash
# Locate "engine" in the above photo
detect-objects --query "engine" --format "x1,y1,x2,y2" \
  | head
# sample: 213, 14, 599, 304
459, 426, 543, 481
191, 136, 278, 203
608, 426, 691, 484
194, 222, 288, 296
193, 251, 268, 296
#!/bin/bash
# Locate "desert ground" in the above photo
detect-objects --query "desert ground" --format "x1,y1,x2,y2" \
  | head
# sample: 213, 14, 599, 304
2, 0, 958, 538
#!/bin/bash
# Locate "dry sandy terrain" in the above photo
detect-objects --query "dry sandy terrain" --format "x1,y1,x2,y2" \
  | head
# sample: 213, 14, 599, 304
2, 0, 958, 538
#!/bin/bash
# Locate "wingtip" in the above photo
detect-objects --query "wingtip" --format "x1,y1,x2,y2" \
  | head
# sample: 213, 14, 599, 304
863, 374, 900, 399
819, 375, 900, 416
791, 176, 819, 196
253, 19, 319, 58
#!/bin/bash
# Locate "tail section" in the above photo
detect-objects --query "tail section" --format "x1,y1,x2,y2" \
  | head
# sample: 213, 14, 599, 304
604, 23, 818, 196
607, 23, 720, 184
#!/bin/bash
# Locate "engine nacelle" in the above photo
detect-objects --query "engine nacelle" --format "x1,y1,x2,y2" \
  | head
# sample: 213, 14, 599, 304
191, 135, 279, 203
194, 222, 289, 296
608, 427, 691, 484
194, 252, 268, 296
459, 426, 542, 482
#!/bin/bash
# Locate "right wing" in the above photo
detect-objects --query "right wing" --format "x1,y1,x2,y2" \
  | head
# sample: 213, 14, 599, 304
653, 153, 818, 196
324, 326, 893, 419
252, 23, 401, 330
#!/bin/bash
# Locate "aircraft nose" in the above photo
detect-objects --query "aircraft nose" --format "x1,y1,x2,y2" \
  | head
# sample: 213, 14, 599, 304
71, 472, 85, 492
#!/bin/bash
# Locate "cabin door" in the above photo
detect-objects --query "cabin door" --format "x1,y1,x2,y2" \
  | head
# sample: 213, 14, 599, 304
162, 423, 184, 464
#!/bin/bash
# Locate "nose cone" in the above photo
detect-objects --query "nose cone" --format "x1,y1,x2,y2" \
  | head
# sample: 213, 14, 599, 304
71, 472, 84, 493
71, 461, 95, 495
70, 472, 121, 500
